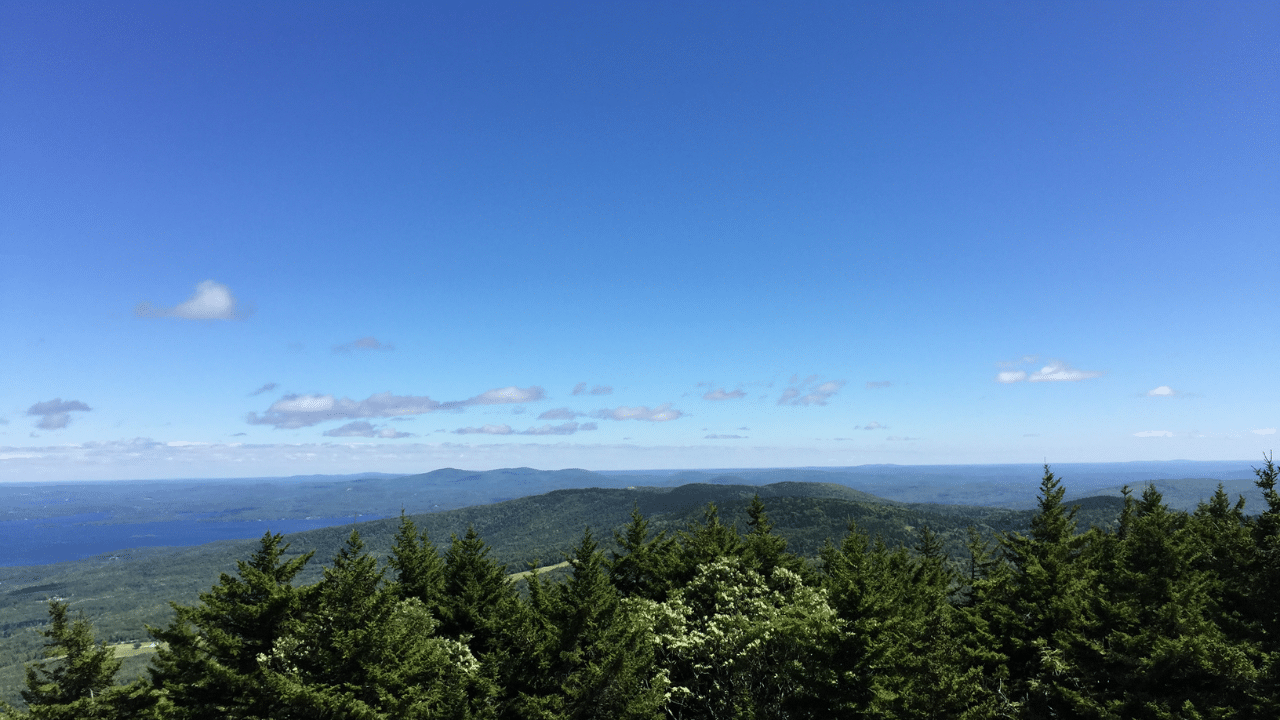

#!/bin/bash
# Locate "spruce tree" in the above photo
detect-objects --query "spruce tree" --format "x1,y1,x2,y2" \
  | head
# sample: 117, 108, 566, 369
21, 601, 122, 720
983, 465, 1100, 717
1081, 484, 1263, 718
387, 511, 446, 619
608, 505, 676, 601
149, 531, 312, 720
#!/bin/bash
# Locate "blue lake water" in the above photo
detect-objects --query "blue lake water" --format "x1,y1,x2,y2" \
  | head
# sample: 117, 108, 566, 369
0, 515, 377, 566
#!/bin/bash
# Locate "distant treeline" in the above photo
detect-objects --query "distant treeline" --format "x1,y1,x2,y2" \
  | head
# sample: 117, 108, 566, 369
6, 460, 1280, 719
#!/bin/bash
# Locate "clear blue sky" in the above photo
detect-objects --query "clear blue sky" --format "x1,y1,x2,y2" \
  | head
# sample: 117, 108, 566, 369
2, 1, 1276, 481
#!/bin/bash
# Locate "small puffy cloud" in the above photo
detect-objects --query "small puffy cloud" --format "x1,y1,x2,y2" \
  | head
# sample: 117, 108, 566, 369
322, 421, 414, 438
593, 404, 683, 422
247, 392, 441, 429
27, 398, 92, 430
445, 386, 546, 408
520, 421, 597, 436
538, 407, 583, 420
996, 358, 1101, 383
705, 434, 746, 439
136, 280, 246, 320
865, 381, 892, 389
249, 382, 278, 396
1253, 428, 1276, 436
1134, 430, 1174, 437
703, 388, 745, 401
863, 421, 884, 430
334, 336, 394, 353
1147, 385, 1175, 397
454, 424, 514, 435
778, 378, 845, 406
572, 383, 613, 396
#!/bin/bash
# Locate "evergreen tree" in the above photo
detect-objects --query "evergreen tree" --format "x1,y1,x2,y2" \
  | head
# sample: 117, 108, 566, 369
556, 529, 666, 719
667, 503, 742, 591
983, 465, 1101, 717
149, 531, 312, 720
608, 505, 676, 601
439, 526, 519, 659
387, 511, 446, 619
1091, 484, 1261, 718
742, 494, 810, 584
20, 601, 122, 720
1249, 453, 1280, 713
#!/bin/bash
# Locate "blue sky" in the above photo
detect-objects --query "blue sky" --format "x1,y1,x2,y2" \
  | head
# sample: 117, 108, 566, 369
2, 1, 1276, 481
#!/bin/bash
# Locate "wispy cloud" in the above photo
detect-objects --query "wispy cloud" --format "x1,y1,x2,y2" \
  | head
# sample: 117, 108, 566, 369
249, 382, 278, 397
1133, 430, 1174, 437
322, 421, 414, 439
865, 381, 891, 389
443, 386, 546, 409
136, 280, 247, 320
247, 392, 441, 429
519, 421, 598, 436
247, 385, 548, 429
333, 336, 394, 353
997, 358, 1102, 384
705, 434, 746, 439
1253, 428, 1276, 436
538, 407, 584, 420
862, 421, 884, 430
27, 398, 92, 430
703, 388, 746, 401
1147, 385, 1175, 397
778, 378, 845, 406
593, 404, 683, 422
455, 424, 514, 435
572, 383, 613, 396
886, 436, 918, 441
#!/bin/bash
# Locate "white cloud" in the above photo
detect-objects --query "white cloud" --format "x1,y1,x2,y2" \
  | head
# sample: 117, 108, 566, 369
136, 280, 246, 320
454, 424, 514, 435
886, 436, 918, 441
778, 378, 845, 406
862, 421, 884, 430
593, 404, 684, 422
996, 358, 1101, 384
703, 388, 746, 401
1028, 361, 1102, 382
705, 434, 746, 439
27, 398, 92, 430
572, 383, 613, 396
1147, 385, 1175, 397
247, 392, 441, 429
334, 336, 394, 353
1133, 430, 1174, 437
1253, 428, 1277, 436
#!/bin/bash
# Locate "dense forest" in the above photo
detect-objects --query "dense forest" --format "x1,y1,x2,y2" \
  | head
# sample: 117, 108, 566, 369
5, 460, 1280, 719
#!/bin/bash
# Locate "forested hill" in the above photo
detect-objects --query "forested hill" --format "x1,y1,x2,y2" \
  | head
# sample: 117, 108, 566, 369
0, 477, 1126, 707
5, 463, 1279, 718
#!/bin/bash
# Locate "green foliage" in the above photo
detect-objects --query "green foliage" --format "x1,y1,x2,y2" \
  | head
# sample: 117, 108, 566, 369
20, 471, 1280, 717
148, 531, 312, 720
20, 601, 122, 719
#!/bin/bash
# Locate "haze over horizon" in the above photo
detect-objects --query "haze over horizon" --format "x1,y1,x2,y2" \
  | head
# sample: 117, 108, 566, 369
3, 2, 1276, 482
